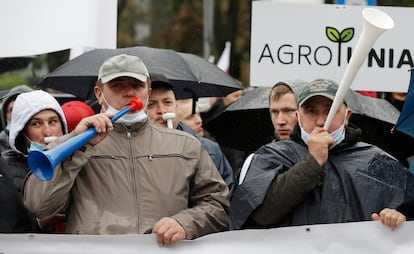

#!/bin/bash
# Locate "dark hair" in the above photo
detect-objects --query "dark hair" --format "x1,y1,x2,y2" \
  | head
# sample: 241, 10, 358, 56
15, 129, 28, 155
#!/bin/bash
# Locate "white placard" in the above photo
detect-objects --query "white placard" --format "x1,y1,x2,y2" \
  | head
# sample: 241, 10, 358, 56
251, 2, 414, 92
0, 221, 414, 253
0, 0, 117, 58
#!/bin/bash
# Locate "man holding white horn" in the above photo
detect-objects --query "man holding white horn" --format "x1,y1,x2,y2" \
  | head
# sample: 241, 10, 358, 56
230, 79, 414, 230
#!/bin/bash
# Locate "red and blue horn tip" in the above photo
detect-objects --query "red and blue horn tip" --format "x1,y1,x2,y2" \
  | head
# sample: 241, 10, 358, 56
129, 97, 144, 111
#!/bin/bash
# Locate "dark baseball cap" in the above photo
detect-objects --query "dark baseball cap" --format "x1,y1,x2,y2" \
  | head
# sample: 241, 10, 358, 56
298, 79, 341, 107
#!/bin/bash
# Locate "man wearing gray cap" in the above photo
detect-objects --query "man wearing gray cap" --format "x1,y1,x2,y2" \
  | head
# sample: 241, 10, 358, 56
230, 79, 413, 231
23, 54, 229, 246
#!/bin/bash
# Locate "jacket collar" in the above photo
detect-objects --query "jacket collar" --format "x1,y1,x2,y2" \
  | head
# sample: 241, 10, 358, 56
113, 119, 149, 134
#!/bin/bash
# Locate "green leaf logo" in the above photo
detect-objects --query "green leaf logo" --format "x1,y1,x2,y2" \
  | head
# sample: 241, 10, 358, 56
326, 27, 355, 66
341, 28, 354, 42
326, 27, 340, 42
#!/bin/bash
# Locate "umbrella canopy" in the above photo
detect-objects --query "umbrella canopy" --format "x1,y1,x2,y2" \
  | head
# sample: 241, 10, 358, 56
203, 86, 401, 153
204, 86, 274, 152
36, 46, 242, 101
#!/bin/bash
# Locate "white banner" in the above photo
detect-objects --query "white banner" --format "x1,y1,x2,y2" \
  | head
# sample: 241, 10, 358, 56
0, 0, 117, 58
250, 3, 414, 92
0, 221, 413, 253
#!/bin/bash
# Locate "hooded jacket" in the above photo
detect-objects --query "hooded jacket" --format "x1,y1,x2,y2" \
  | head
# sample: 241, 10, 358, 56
0, 85, 33, 152
3, 90, 67, 193
23, 120, 229, 239
9, 90, 68, 155
230, 125, 414, 229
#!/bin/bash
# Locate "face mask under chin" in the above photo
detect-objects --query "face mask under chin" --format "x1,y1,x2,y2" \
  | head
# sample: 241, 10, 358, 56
298, 109, 347, 149
102, 93, 148, 126
27, 142, 46, 153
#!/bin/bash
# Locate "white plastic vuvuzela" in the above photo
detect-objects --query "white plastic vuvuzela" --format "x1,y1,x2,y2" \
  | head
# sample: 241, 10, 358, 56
323, 8, 394, 131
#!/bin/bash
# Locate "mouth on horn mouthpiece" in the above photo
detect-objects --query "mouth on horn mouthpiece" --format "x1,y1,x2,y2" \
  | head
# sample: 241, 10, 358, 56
129, 97, 144, 111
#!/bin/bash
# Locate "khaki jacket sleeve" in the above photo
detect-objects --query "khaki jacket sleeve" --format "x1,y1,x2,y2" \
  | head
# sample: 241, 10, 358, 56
23, 132, 96, 218
171, 146, 230, 239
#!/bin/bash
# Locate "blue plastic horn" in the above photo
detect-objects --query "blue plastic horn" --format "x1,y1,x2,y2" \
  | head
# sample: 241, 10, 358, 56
28, 97, 143, 181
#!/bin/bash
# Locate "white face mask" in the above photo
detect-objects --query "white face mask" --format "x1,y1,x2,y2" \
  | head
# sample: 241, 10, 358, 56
298, 113, 310, 145
102, 93, 148, 126
197, 97, 212, 113
298, 109, 348, 149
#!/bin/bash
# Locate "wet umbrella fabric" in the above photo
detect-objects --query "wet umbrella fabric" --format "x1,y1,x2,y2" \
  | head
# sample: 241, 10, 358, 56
203, 87, 273, 153
37, 46, 241, 101
203, 86, 401, 153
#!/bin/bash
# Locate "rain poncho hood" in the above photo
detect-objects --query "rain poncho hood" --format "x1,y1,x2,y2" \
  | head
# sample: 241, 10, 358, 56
9, 90, 68, 155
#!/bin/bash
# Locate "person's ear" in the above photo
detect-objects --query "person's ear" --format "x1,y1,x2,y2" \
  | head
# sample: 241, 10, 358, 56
94, 86, 103, 105
344, 108, 352, 126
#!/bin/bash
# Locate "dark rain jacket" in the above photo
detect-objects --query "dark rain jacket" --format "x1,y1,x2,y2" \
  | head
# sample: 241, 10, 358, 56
1, 149, 29, 195
178, 122, 235, 195
0, 156, 39, 233
230, 125, 414, 230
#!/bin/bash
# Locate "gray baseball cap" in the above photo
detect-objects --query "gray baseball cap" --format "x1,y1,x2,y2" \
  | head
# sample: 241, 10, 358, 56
98, 54, 149, 83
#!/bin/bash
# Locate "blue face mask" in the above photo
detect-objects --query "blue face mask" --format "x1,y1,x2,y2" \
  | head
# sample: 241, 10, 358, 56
4, 121, 10, 135
298, 109, 348, 149
330, 123, 346, 148
28, 142, 46, 152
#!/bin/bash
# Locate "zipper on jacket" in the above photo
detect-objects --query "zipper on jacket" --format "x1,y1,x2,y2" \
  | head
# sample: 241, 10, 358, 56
147, 153, 193, 161
126, 127, 141, 232
92, 155, 122, 160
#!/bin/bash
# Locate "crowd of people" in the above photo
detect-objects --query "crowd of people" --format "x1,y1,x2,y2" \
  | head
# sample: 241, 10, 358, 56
1, 53, 413, 247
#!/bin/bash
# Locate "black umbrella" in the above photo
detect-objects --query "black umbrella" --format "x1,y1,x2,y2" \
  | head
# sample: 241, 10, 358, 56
203, 86, 274, 153
36, 46, 241, 101
203, 86, 401, 153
